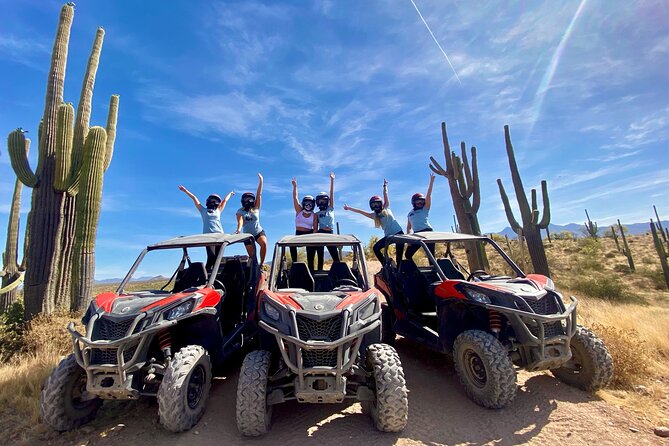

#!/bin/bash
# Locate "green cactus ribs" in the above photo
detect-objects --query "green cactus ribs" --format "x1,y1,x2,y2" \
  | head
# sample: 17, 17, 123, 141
496, 125, 551, 277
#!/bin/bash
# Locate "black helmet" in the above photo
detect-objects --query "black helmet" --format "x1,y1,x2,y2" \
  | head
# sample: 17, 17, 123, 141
301, 195, 315, 211
369, 195, 383, 212
315, 192, 329, 210
205, 194, 222, 210
411, 192, 426, 209
241, 192, 255, 210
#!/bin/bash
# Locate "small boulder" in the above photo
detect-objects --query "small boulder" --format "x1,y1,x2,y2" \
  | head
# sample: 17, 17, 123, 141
654, 427, 669, 438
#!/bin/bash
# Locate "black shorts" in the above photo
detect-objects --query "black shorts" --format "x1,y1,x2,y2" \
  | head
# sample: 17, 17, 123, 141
244, 230, 266, 245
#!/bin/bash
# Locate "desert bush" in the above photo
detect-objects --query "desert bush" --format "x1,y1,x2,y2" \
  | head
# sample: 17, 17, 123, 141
364, 235, 379, 260
553, 231, 575, 240
589, 322, 650, 389
0, 300, 26, 362
569, 273, 643, 303
636, 267, 667, 291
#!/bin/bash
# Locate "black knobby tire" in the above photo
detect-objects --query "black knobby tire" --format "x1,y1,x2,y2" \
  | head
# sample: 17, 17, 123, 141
236, 350, 273, 436
381, 305, 396, 346
363, 343, 408, 432
157, 345, 212, 432
551, 326, 613, 391
453, 330, 517, 409
40, 354, 102, 431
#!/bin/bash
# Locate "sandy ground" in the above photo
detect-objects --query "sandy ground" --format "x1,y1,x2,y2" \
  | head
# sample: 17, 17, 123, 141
32, 338, 664, 446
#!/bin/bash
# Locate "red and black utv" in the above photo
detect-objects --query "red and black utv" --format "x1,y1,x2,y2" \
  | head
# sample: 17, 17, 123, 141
235, 233, 408, 436
376, 232, 613, 409
41, 233, 263, 433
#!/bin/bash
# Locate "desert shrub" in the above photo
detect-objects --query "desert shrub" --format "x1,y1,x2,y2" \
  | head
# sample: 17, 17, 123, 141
612, 264, 633, 274
637, 267, 668, 291
0, 301, 26, 362
569, 273, 643, 303
640, 256, 654, 265
553, 231, 575, 241
589, 322, 650, 389
489, 233, 506, 244
604, 251, 616, 259
364, 235, 379, 260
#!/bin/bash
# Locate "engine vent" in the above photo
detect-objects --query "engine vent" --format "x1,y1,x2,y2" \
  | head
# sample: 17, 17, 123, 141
90, 345, 137, 365
296, 314, 342, 342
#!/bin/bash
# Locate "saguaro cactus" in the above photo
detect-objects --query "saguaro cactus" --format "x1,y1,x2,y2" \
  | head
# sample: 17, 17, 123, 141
650, 219, 669, 289
1, 140, 29, 313
497, 125, 551, 277
617, 219, 635, 272
430, 122, 486, 270
6, 4, 118, 318
653, 205, 669, 252
610, 225, 621, 252
584, 209, 598, 238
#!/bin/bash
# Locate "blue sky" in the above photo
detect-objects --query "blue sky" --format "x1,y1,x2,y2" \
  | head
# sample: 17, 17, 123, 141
1, 0, 667, 278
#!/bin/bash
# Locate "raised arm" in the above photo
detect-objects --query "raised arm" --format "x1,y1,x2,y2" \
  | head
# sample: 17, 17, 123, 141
178, 185, 201, 210
255, 173, 263, 209
235, 213, 243, 233
382, 178, 390, 209
291, 177, 301, 213
329, 171, 335, 207
219, 190, 235, 211
343, 204, 375, 219
425, 173, 435, 210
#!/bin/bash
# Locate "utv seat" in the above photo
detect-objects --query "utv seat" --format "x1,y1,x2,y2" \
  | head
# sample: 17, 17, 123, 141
289, 262, 314, 292
399, 260, 435, 315
173, 262, 207, 293
219, 259, 246, 333
328, 261, 358, 288
437, 258, 466, 280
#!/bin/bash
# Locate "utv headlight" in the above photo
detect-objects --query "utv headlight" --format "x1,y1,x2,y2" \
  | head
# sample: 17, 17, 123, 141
166, 300, 194, 320
464, 289, 491, 304
544, 278, 555, 290
263, 301, 281, 321
355, 300, 376, 321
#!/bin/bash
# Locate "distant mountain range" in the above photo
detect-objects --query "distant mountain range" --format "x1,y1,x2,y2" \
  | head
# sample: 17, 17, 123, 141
494, 220, 669, 239
95, 275, 168, 284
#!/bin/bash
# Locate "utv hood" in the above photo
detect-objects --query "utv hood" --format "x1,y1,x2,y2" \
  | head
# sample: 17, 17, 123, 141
478, 278, 547, 300
94, 290, 181, 314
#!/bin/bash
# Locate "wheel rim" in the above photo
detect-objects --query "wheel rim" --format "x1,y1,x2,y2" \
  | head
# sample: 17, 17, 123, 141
464, 349, 487, 388
187, 365, 206, 409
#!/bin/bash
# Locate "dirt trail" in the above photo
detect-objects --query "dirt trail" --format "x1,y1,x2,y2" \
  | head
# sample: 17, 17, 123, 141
34, 339, 663, 446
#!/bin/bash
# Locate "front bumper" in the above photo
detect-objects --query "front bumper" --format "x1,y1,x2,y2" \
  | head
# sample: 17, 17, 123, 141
68, 314, 177, 399
486, 296, 578, 371
259, 310, 379, 403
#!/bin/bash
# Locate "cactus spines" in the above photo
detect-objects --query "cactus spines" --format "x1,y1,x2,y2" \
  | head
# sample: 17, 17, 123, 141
617, 219, 635, 272
7, 131, 38, 187
430, 122, 486, 270
650, 219, 669, 289
54, 103, 75, 191
497, 125, 551, 277
584, 209, 598, 238
71, 127, 107, 310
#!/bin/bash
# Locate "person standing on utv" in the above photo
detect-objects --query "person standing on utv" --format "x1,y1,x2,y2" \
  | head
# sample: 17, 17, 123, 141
177, 185, 234, 269
290, 177, 318, 270
405, 173, 436, 259
315, 172, 340, 269
236, 173, 268, 266
343, 179, 404, 264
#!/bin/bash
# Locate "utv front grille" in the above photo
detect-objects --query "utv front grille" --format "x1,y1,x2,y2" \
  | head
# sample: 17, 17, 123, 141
90, 345, 137, 365
522, 295, 565, 338
302, 349, 338, 368
296, 315, 342, 342
92, 317, 135, 341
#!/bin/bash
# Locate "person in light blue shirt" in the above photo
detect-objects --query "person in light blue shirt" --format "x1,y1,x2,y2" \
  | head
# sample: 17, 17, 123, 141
343, 179, 404, 264
178, 185, 234, 269
235, 173, 268, 265
406, 173, 436, 259
315, 171, 340, 269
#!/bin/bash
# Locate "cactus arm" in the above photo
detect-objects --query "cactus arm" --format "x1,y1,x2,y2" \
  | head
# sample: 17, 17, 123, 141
103, 94, 119, 171
470, 146, 480, 214
429, 158, 446, 176
441, 122, 455, 176
460, 142, 473, 198
8, 131, 38, 187
497, 179, 522, 234
538, 180, 551, 228
54, 103, 74, 191
504, 125, 531, 224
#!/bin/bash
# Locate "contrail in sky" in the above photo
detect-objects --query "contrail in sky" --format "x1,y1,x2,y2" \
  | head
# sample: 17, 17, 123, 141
409, 0, 462, 86
527, 0, 588, 137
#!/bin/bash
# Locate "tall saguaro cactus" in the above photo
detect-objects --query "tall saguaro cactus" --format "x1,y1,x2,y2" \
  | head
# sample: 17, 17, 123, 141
617, 219, 634, 272
1, 140, 29, 313
6, 4, 118, 318
650, 219, 669, 289
430, 122, 486, 271
497, 125, 551, 277
584, 209, 598, 238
